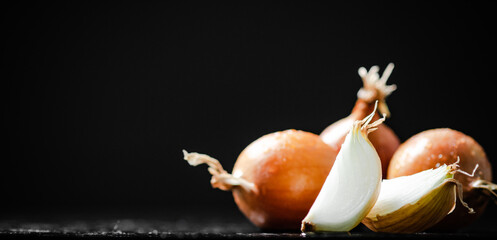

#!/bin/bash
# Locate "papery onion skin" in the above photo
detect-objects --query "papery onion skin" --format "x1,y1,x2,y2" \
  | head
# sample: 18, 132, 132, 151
232, 129, 337, 230
321, 99, 400, 178
387, 128, 493, 231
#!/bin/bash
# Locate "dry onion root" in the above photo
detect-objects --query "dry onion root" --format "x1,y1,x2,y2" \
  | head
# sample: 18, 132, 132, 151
183, 129, 337, 230
320, 63, 400, 178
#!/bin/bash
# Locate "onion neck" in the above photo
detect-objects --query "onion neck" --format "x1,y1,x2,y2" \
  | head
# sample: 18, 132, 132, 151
182, 150, 256, 193
353, 100, 386, 138
354, 63, 396, 119
351, 99, 384, 122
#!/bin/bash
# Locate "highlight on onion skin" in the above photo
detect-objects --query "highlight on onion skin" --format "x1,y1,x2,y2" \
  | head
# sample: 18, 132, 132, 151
387, 128, 496, 231
320, 63, 400, 178
184, 129, 337, 230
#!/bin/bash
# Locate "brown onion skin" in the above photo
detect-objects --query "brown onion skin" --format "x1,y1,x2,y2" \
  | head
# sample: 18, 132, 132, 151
320, 99, 400, 179
231, 129, 337, 230
387, 128, 493, 231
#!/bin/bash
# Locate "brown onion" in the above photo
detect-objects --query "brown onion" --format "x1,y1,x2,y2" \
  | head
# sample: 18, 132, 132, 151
183, 129, 337, 230
320, 63, 400, 178
387, 128, 496, 231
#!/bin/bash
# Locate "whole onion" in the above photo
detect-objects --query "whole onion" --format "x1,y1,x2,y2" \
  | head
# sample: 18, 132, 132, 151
184, 129, 337, 230
320, 63, 400, 178
387, 128, 496, 231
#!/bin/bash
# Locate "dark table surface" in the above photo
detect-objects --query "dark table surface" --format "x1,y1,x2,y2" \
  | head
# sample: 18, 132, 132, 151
1, 203, 496, 239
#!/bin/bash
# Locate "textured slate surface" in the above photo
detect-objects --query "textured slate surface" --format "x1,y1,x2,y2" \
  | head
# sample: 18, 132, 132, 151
1, 204, 496, 239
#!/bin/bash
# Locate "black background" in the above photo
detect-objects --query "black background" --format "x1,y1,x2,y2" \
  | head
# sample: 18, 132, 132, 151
1, 0, 496, 221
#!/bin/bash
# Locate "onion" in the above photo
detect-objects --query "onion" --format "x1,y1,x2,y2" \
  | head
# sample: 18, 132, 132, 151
183, 129, 337, 230
320, 63, 400, 178
387, 128, 496, 231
